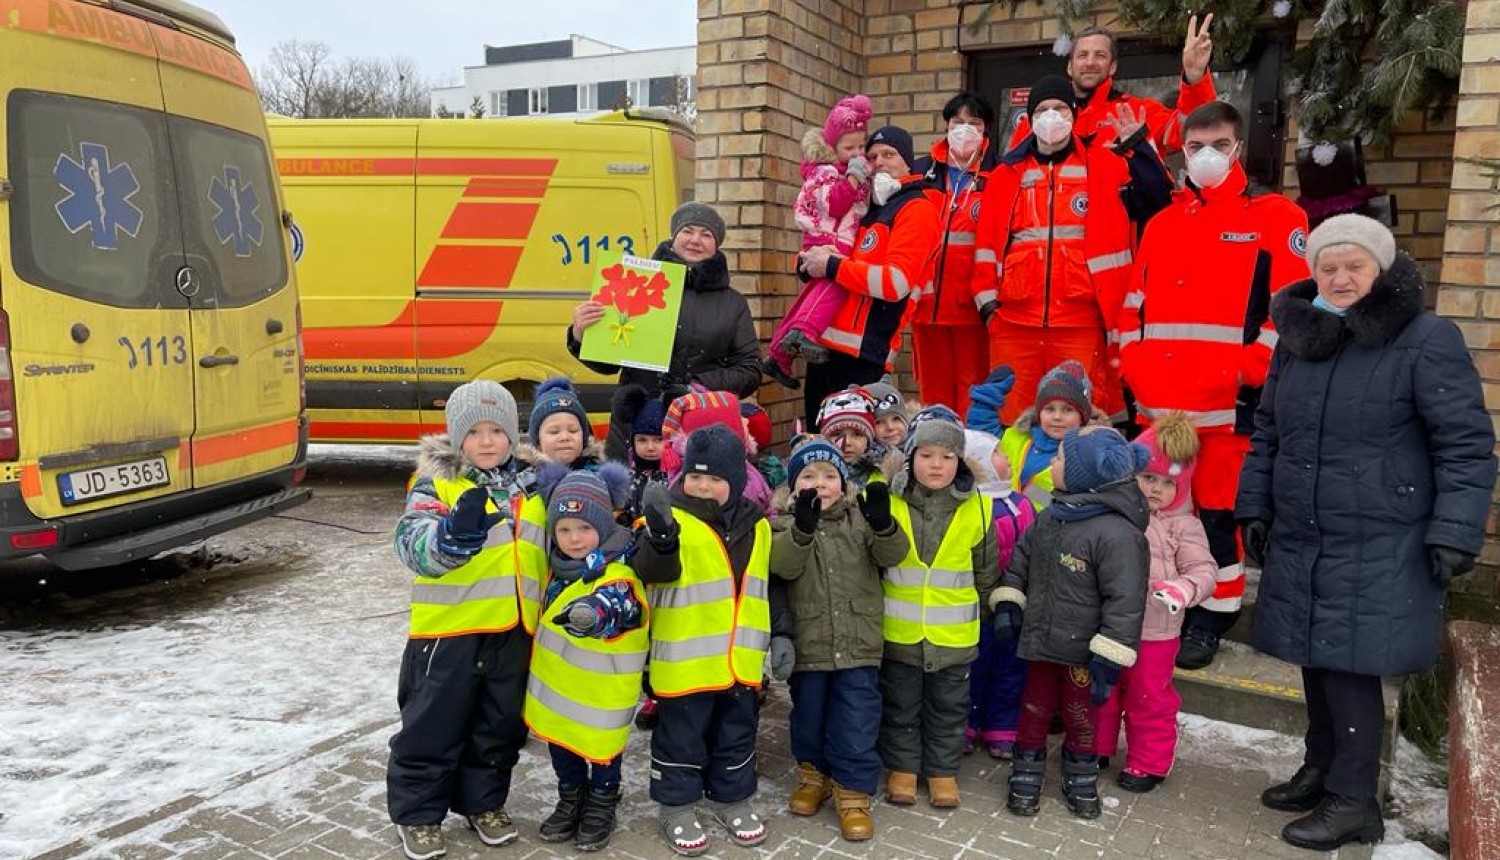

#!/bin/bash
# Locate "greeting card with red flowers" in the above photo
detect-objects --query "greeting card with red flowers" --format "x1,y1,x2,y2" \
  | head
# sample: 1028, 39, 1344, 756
578, 252, 686, 371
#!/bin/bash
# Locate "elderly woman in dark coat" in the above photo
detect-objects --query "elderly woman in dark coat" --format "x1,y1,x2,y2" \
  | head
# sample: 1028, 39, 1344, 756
1236, 214, 1496, 852
568, 202, 762, 461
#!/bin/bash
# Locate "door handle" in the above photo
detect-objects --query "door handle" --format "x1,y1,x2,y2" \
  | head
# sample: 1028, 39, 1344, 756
199, 354, 240, 368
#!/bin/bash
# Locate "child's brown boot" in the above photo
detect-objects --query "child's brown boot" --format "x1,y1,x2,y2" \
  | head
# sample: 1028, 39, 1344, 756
885, 770, 917, 805
833, 783, 874, 841
927, 775, 960, 808
788, 762, 831, 816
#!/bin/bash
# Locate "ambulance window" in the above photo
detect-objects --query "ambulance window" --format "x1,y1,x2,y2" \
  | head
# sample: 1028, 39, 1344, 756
169, 117, 288, 308
6, 90, 185, 309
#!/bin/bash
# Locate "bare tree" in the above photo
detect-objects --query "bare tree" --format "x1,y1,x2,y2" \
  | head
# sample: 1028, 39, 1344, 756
666, 75, 696, 126
469, 95, 487, 119
256, 39, 433, 118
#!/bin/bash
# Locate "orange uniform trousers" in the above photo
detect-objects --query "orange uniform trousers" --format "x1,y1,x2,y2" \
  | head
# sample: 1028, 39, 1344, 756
912, 322, 991, 417
987, 320, 1107, 427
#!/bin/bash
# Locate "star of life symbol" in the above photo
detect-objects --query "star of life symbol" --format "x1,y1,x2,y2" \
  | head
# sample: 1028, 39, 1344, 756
54, 142, 143, 251
209, 165, 264, 257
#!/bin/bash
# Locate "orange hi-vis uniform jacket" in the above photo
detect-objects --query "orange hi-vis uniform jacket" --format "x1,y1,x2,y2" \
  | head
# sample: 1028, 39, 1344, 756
821, 174, 941, 369
1117, 163, 1311, 432
912, 137, 995, 327
1008, 75, 1219, 156
971, 136, 1166, 334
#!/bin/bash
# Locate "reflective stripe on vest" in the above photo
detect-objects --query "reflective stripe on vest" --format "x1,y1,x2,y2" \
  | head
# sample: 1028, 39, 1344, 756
646, 512, 771, 696
410, 477, 529, 638
515, 494, 549, 633
523, 564, 649, 763
883, 492, 992, 648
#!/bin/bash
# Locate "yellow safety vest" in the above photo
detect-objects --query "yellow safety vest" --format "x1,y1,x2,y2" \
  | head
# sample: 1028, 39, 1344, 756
409, 477, 539, 638
647, 511, 771, 697
515, 493, 549, 633
524, 561, 650, 763
1000, 427, 1056, 510
884, 492, 991, 649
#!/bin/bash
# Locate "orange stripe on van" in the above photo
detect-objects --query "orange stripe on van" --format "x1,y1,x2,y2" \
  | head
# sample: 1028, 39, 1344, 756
310, 421, 437, 441
440, 202, 540, 241
20, 464, 42, 499
192, 419, 300, 468
464, 178, 550, 198
302, 300, 503, 360
416, 246, 523, 289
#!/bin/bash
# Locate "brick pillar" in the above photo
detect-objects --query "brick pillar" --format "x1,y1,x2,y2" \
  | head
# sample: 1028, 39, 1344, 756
1438, 0, 1500, 604
695, 0, 865, 443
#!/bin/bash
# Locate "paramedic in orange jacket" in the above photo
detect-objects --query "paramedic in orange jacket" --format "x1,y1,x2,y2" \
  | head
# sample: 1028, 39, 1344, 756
970, 75, 1172, 428
1118, 102, 1310, 670
1007, 18, 1218, 156
799, 125, 940, 424
909, 92, 997, 416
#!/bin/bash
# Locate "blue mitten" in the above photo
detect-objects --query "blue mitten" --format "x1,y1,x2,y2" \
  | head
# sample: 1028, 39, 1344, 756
992, 601, 1023, 642
1087, 655, 1123, 707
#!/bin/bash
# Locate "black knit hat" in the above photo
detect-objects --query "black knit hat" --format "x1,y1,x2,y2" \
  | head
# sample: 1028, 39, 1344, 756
682, 424, 747, 504
867, 125, 915, 172
1028, 75, 1075, 117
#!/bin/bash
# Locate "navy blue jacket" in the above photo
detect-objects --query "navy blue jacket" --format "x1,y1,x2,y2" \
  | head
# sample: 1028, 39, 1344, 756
1237, 255, 1496, 676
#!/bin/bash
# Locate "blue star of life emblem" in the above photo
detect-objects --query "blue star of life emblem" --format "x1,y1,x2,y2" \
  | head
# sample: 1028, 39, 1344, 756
209, 165, 264, 257
54, 142, 143, 251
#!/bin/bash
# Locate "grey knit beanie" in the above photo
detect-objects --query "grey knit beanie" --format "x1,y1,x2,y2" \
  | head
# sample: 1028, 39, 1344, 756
669, 202, 727, 246
864, 377, 907, 422
446, 380, 519, 448
1306, 213, 1396, 271
908, 414, 966, 457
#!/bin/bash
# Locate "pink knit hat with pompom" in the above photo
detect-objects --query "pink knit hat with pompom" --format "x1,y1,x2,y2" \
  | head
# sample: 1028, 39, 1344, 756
823, 94, 873, 146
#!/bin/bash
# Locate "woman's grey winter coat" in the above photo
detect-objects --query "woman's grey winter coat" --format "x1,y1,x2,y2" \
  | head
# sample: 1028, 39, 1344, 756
1237, 255, 1496, 677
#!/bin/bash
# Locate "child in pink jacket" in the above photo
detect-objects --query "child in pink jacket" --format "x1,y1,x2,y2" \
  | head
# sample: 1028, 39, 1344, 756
762, 94, 873, 389
1095, 413, 1217, 792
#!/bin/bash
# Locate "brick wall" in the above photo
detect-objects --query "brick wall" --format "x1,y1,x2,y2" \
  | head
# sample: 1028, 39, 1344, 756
1437, 0, 1500, 614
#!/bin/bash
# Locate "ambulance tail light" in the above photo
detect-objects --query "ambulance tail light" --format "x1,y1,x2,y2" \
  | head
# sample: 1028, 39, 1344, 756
0, 310, 16, 462
295, 304, 306, 413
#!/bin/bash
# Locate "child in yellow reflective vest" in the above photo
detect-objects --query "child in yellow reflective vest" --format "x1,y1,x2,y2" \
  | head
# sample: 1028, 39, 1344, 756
633, 424, 773, 856
524, 462, 647, 853
388, 380, 537, 860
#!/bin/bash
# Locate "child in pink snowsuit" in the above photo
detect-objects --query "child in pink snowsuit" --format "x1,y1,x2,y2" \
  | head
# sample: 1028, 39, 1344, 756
762, 94, 873, 389
1095, 413, 1217, 793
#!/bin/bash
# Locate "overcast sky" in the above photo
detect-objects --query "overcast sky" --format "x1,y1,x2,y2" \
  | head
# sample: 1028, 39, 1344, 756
214, 0, 699, 87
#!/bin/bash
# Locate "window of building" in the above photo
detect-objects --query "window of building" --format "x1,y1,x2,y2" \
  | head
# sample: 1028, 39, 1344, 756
626, 79, 647, 108
528, 88, 548, 114
578, 83, 597, 112
489, 92, 507, 117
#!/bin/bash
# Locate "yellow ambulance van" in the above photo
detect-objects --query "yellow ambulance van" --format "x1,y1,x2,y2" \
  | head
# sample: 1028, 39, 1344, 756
0, 0, 309, 569
267, 109, 694, 443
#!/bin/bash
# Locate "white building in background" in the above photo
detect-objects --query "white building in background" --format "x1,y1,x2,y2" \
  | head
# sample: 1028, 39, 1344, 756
430, 35, 695, 119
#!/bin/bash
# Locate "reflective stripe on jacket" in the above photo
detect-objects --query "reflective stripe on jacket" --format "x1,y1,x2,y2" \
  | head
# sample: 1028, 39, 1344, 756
524, 562, 650, 763
647, 511, 772, 696
410, 476, 539, 638
884, 492, 992, 649
1118, 165, 1310, 430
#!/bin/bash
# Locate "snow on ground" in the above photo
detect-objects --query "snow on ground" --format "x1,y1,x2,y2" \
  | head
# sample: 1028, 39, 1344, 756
0, 459, 414, 858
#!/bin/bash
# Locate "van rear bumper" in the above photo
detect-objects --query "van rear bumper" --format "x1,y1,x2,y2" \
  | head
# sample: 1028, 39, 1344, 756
0, 465, 310, 571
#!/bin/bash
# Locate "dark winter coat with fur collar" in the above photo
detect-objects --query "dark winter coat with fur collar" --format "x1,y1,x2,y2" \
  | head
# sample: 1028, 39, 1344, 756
1237, 255, 1496, 676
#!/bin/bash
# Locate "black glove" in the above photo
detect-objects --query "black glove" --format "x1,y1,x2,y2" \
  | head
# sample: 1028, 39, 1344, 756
978, 300, 999, 327
859, 481, 893, 533
642, 483, 677, 541
793, 488, 822, 535
1430, 545, 1476, 587
1240, 519, 1270, 568
438, 488, 504, 556
1087, 654, 1123, 707
992, 601, 1023, 642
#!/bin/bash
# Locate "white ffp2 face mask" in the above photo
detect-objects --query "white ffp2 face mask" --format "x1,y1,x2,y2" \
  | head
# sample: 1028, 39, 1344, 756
1032, 109, 1072, 146
947, 123, 982, 160
1187, 143, 1238, 189
872, 172, 901, 205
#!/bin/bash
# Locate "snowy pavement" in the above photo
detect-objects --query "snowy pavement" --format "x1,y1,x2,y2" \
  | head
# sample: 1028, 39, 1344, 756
0, 445, 1448, 859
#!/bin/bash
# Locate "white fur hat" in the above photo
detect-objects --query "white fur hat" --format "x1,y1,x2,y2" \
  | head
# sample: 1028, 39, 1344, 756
1306, 213, 1396, 271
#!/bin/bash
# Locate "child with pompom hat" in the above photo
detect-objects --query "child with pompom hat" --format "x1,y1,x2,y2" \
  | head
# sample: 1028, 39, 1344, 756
762, 94, 875, 389
1094, 412, 1217, 793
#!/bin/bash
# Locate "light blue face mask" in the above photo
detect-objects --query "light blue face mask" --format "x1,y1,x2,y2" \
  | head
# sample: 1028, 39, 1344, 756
1312, 294, 1349, 317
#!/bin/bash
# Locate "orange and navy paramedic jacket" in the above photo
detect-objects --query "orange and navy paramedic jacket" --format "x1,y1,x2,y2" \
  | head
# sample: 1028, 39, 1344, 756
970, 134, 1170, 336
821, 175, 941, 368
910, 137, 997, 328
1117, 163, 1311, 432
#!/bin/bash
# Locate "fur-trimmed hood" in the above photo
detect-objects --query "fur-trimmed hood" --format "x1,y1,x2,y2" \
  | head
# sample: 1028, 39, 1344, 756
1271, 254, 1426, 361
415, 433, 520, 482
514, 439, 607, 472
881, 449, 981, 500
801, 126, 838, 167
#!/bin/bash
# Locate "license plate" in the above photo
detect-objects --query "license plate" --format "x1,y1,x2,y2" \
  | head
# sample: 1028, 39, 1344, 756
59, 456, 170, 506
